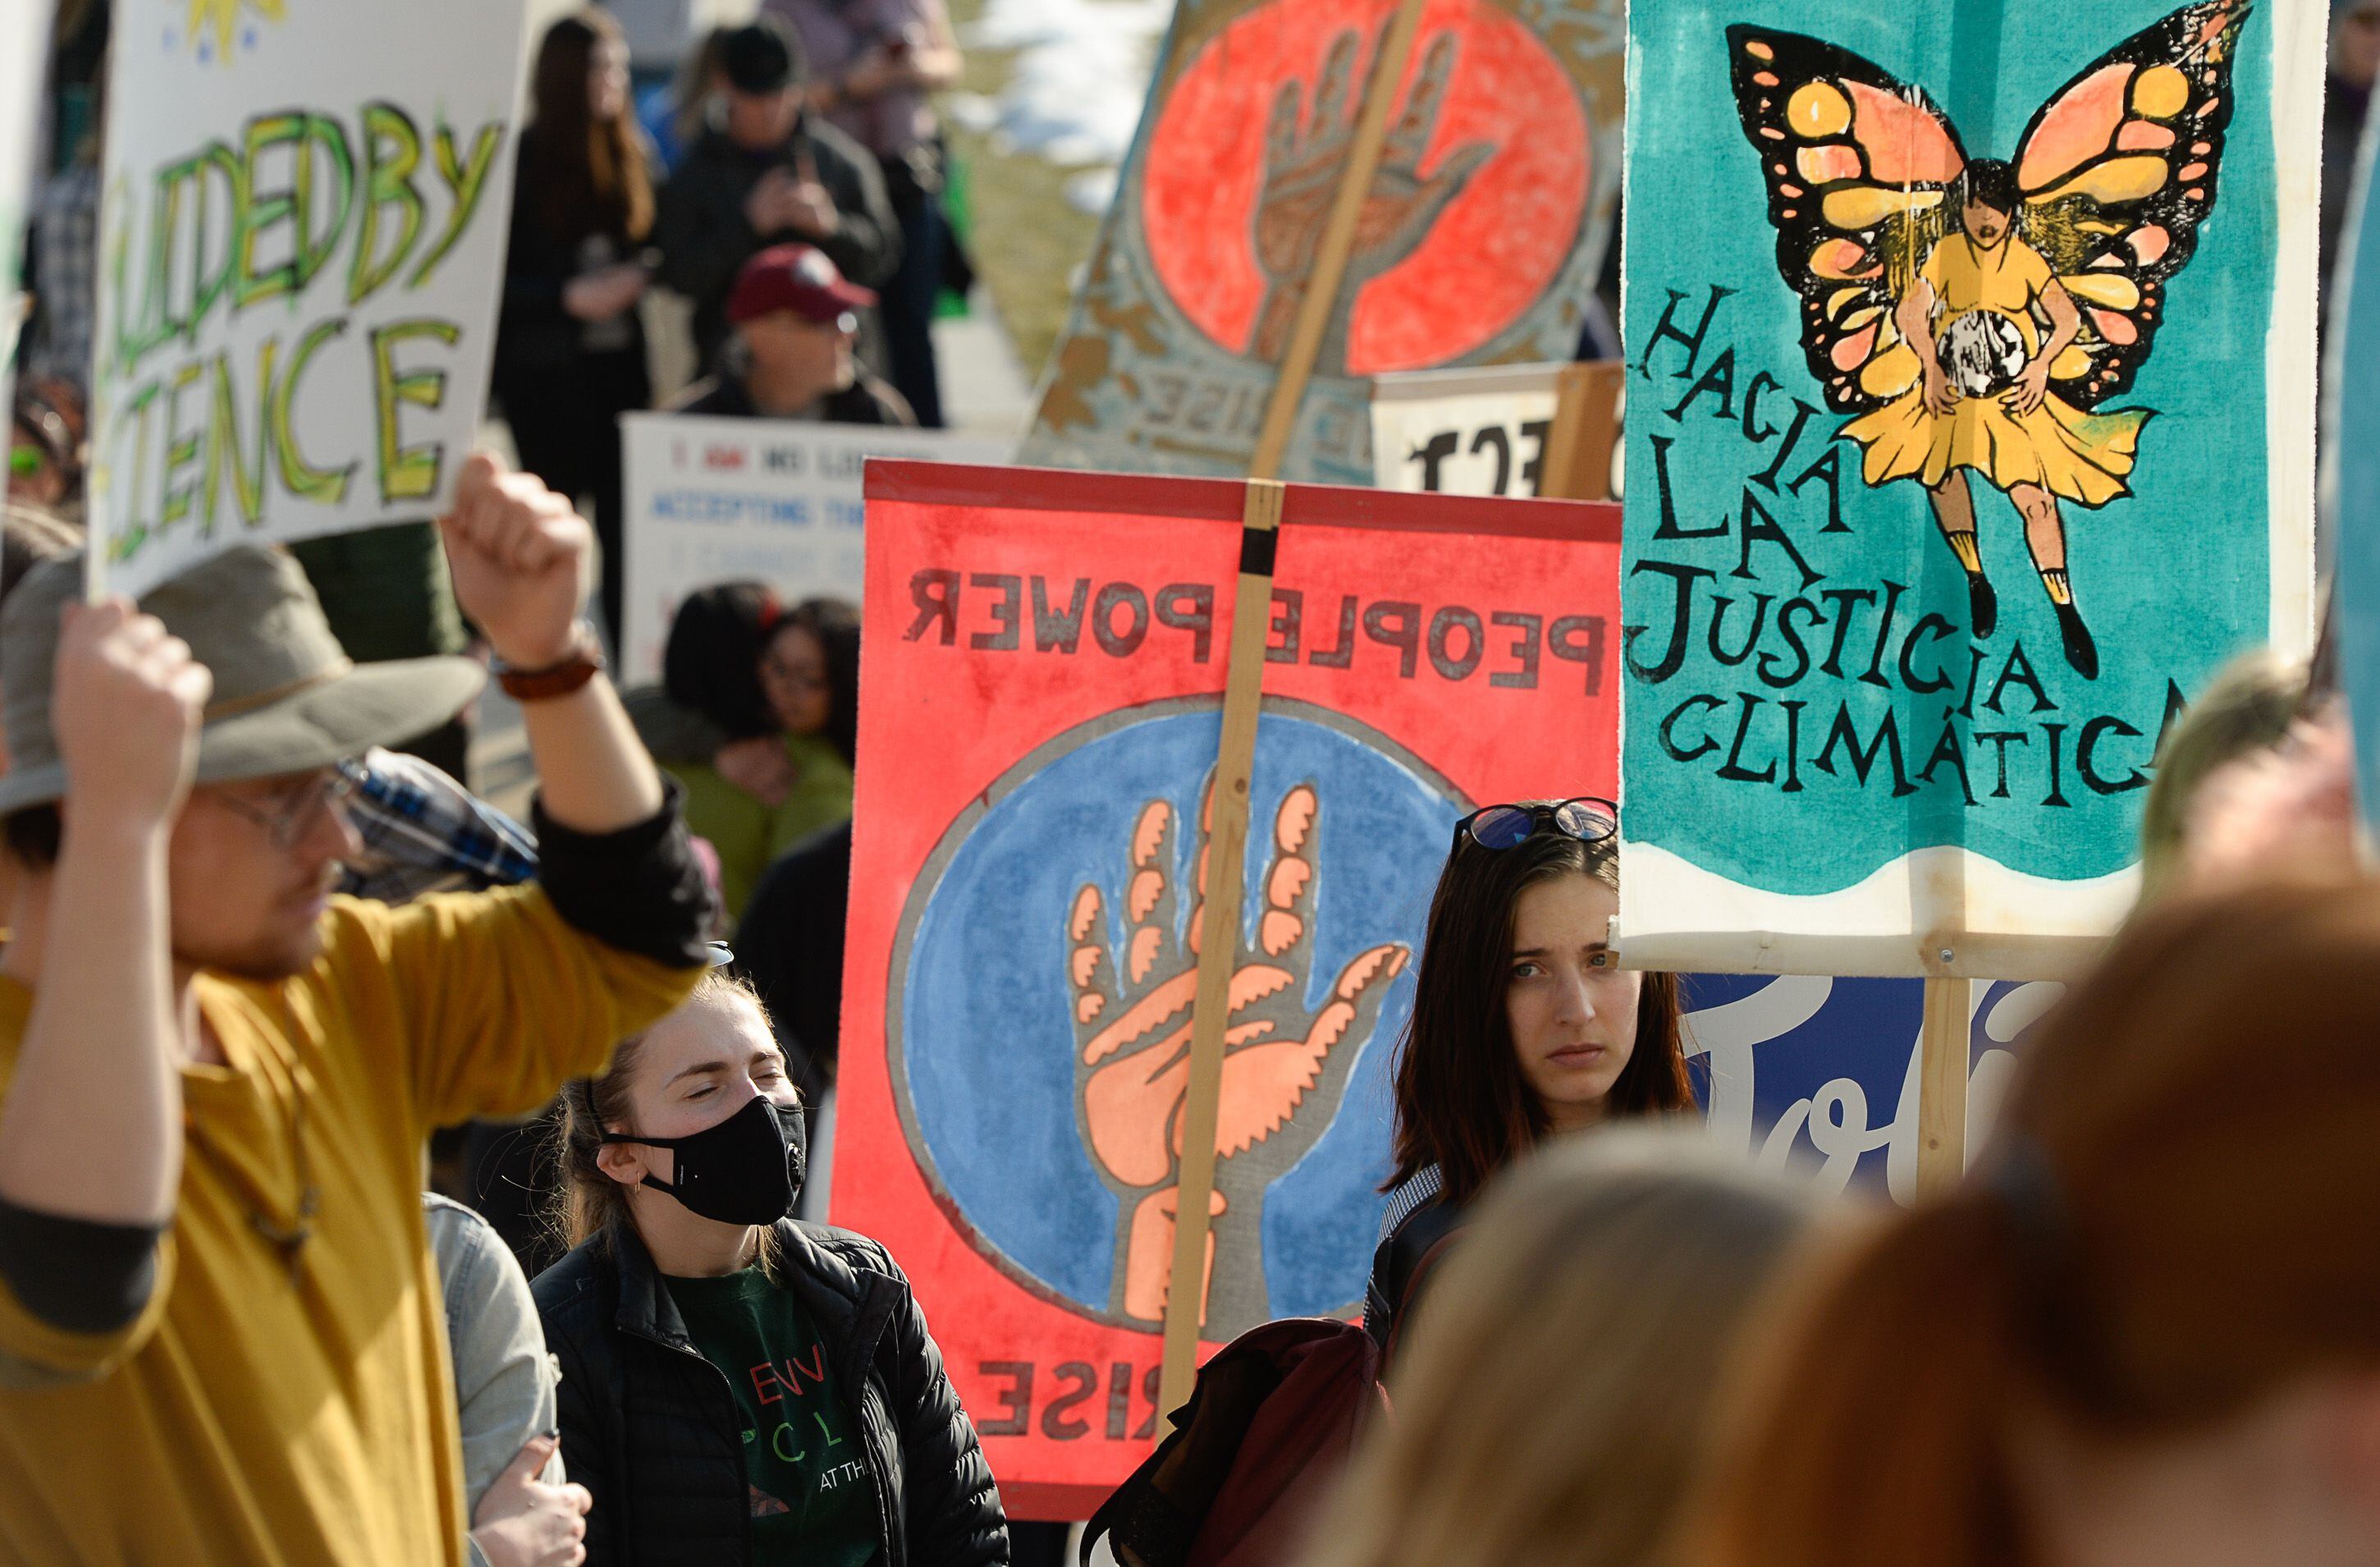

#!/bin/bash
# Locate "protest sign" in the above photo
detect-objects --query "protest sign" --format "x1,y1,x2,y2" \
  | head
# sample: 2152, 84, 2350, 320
1017, 0, 1624, 487
89, 0, 530, 598
1371, 360, 1623, 499
1693, 972, 2044, 1198
1618, 0, 2320, 979
618, 414, 1009, 685
0, 0, 54, 397
838, 460, 1620, 1514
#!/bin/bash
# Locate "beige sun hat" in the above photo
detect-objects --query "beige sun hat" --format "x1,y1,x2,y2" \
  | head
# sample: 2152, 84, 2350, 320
0, 545, 485, 816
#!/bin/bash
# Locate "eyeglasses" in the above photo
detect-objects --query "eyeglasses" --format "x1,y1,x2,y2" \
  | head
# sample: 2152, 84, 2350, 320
214, 763, 362, 849
1451, 796, 1618, 853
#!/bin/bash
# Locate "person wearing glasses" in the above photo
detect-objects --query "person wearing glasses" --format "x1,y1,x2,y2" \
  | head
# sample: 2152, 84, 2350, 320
0, 459, 714, 1565
1362, 798, 1695, 1361
671, 244, 915, 427
626, 583, 859, 924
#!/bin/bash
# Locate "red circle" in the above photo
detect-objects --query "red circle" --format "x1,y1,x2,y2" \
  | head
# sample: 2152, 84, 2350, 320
1140, 0, 1589, 375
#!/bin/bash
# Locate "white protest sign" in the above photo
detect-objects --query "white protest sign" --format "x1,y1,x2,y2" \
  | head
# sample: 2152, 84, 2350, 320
91, 0, 530, 598
620, 414, 1011, 685
1370, 361, 1624, 500
0, 0, 55, 393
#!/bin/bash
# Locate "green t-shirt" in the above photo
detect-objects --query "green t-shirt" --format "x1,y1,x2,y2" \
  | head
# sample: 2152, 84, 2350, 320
666, 1268, 883, 1567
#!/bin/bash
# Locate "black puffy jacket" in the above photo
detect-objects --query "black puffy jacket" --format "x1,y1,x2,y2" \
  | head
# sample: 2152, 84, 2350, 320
533, 1218, 1008, 1566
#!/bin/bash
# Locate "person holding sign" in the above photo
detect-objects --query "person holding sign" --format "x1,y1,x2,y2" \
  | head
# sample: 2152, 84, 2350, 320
656, 18, 900, 376
538, 968, 1008, 1567
671, 245, 914, 426
1363, 800, 1694, 1357
0, 457, 712, 1565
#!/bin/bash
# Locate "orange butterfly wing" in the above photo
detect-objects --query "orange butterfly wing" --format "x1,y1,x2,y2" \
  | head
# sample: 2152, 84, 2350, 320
1727, 25, 1967, 415
2012, 0, 2250, 407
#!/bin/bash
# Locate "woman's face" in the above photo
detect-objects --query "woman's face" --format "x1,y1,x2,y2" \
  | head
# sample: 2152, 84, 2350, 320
588, 37, 631, 123
1505, 873, 1642, 1132
761, 623, 833, 735
1963, 198, 2012, 247
597, 992, 799, 1193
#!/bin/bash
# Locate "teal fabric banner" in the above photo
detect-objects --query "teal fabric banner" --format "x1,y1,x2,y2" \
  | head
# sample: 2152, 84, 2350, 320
1618, 0, 2318, 976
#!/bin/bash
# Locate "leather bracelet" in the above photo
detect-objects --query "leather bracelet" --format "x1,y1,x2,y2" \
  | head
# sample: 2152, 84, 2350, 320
494, 625, 606, 703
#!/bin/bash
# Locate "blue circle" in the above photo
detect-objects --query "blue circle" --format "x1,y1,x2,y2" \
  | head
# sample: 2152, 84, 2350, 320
895, 703, 1464, 1325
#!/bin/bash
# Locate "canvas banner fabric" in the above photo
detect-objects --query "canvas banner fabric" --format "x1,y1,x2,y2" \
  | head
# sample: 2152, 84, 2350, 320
618, 415, 1009, 685
0, 0, 54, 396
839, 462, 1619, 1514
1016, 0, 1624, 486
90, 0, 530, 598
1618, 0, 2320, 977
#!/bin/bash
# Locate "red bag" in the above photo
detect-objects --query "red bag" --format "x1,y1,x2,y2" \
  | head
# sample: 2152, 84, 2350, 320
1079, 1319, 1388, 1567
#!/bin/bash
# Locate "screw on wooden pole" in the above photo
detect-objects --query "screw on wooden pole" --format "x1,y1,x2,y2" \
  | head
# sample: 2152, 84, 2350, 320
1245, 0, 1430, 482
1915, 974, 1970, 1202
1156, 477, 1286, 1425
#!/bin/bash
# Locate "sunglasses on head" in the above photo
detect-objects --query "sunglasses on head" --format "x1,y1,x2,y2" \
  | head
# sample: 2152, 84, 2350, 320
1451, 796, 1618, 853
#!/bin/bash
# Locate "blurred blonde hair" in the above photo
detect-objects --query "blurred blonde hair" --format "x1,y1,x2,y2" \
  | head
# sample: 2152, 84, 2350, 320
2135, 648, 2304, 901
1300, 1128, 1821, 1567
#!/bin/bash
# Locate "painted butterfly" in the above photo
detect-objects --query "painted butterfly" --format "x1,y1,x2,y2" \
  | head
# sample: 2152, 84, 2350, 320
1726, 0, 2247, 415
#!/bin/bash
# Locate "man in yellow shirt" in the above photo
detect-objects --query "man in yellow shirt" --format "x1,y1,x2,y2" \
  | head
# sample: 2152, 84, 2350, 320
0, 456, 713, 1564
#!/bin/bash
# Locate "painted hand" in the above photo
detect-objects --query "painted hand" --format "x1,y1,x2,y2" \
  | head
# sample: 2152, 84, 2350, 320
2001, 357, 2053, 418
1247, 26, 1494, 369
1922, 363, 1958, 419
1067, 781, 1408, 1323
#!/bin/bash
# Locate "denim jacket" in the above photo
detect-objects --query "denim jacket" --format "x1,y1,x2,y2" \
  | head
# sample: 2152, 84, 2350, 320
425, 1194, 564, 1567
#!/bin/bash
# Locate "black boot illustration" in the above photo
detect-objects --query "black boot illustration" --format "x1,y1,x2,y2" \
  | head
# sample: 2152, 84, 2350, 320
2043, 570, 2098, 679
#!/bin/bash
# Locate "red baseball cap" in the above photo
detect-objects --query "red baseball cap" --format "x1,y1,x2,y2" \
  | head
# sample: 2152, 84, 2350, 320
726, 244, 877, 326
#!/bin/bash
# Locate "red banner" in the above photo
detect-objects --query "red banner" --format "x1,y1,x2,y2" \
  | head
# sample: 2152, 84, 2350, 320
836, 463, 1619, 1517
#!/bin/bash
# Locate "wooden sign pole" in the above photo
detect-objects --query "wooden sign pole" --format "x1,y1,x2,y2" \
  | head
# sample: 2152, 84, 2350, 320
1156, 479, 1285, 1423
1539, 361, 1625, 502
1915, 975, 1969, 1201
1156, 0, 1430, 1425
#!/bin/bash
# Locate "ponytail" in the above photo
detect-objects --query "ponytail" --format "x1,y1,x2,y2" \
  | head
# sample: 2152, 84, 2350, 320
548, 1034, 650, 1258
1691, 1193, 2035, 1567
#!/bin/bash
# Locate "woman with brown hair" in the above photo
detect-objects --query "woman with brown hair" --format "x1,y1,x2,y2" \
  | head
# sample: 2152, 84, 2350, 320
495, 7, 657, 646
1363, 799, 1694, 1356
1694, 879, 2380, 1567
532, 969, 1006, 1566
1307, 1129, 1818, 1567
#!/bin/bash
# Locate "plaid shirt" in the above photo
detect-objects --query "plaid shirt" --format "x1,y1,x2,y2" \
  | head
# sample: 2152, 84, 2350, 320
339, 748, 538, 905
25, 158, 99, 396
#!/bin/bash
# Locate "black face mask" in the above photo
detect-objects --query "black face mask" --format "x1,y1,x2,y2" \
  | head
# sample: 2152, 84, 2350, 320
603, 1095, 806, 1226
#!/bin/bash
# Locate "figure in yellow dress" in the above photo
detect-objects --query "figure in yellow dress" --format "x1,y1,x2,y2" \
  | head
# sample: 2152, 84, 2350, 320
1726, 2, 2249, 684
1847, 162, 2148, 679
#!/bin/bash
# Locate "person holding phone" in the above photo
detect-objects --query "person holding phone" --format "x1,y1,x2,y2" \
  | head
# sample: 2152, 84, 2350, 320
770, 0, 964, 427
496, 8, 661, 647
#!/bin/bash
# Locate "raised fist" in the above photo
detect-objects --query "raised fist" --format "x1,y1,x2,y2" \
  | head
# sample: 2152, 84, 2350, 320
53, 598, 213, 831
437, 453, 593, 671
